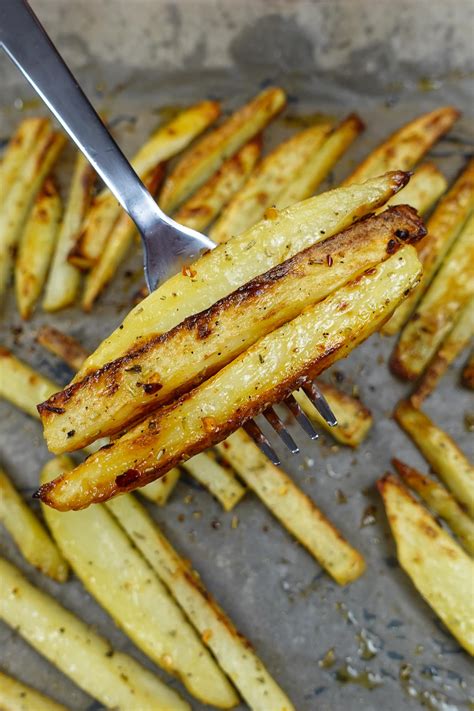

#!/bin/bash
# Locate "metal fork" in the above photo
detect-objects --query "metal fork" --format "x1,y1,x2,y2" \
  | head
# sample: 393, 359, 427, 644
0, 0, 337, 465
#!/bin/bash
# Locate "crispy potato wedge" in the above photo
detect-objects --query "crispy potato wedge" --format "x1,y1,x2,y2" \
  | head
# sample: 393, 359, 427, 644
0, 128, 66, 302
0, 670, 68, 711
394, 400, 474, 517
0, 556, 189, 710
276, 114, 364, 209
139, 468, 181, 505
36, 324, 89, 372
15, 177, 62, 319
159, 88, 286, 213
391, 211, 474, 380
210, 122, 334, 244
40, 204, 425, 453
0, 118, 49, 207
378, 474, 474, 655
216, 430, 365, 584
38, 248, 422, 510
383, 158, 474, 335
41, 458, 238, 708
411, 296, 474, 407
0, 467, 68, 581
174, 137, 261, 231
42, 153, 95, 311
107, 493, 295, 711
392, 459, 474, 556
0, 346, 57, 417
462, 350, 474, 389
383, 162, 447, 215
343, 106, 459, 185
69, 101, 220, 268
181, 452, 245, 511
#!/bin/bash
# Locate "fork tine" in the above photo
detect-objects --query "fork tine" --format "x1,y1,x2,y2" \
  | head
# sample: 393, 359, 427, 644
263, 407, 300, 454
243, 420, 281, 466
284, 394, 319, 440
302, 380, 338, 427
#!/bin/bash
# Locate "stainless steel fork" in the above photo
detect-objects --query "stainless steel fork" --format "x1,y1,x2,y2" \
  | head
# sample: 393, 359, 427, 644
0, 0, 337, 465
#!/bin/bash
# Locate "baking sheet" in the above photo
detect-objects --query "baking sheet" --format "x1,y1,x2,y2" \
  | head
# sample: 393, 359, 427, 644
1, 1, 473, 709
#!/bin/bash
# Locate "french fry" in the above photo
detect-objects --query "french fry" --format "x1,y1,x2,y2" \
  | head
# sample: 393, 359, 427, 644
394, 400, 474, 517
14, 177, 62, 319
0, 127, 66, 302
343, 106, 459, 185
73, 171, 410, 379
378, 474, 474, 655
293, 381, 372, 447
462, 350, 474, 389
391, 211, 474, 380
40, 457, 238, 708
42, 153, 95, 312
0, 118, 49, 207
210, 122, 334, 244
0, 556, 189, 710
37, 248, 422, 510
69, 101, 220, 268
382, 158, 474, 335
40, 204, 425, 453
181, 452, 245, 511
276, 114, 364, 209
159, 87, 286, 213
383, 162, 447, 215
107, 492, 295, 711
392, 459, 474, 556
411, 296, 474, 407
36, 324, 89, 371
0, 347, 57, 417
139, 468, 181, 505
0, 670, 68, 711
174, 137, 261, 231
216, 430, 365, 584
0, 467, 68, 582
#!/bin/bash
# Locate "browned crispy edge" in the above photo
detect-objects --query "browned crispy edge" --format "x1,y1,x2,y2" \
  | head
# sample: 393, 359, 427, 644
36, 326, 88, 371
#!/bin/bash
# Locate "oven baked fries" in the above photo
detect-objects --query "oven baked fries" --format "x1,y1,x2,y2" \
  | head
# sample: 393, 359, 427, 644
378, 474, 474, 656
383, 162, 446, 215
38, 247, 422, 510
0, 346, 57, 417
463, 350, 474, 389
0, 117, 49, 206
0, 670, 68, 711
36, 324, 89, 371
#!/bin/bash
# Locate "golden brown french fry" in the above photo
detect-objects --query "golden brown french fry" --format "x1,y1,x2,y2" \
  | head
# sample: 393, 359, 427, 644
36, 324, 89, 372
41, 204, 424, 453
378, 474, 474, 655
392, 458, 474, 555
0, 346, 57, 417
382, 158, 474, 335
394, 400, 474, 517
343, 106, 459, 184
42, 153, 95, 311
107, 492, 295, 711
210, 122, 334, 243
0, 128, 66, 302
383, 162, 447, 215
411, 296, 474, 407
159, 87, 286, 213
14, 177, 62, 319
216, 430, 365, 584
0, 467, 68, 582
69, 101, 220, 269
139, 469, 181, 505
276, 114, 364, 209
40, 458, 238, 708
0, 118, 49, 208
0, 556, 189, 710
181, 452, 245, 511
0, 670, 68, 711
74, 171, 410, 379
37, 248, 422, 510
391, 211, 474, 380
462, 350, 474, 389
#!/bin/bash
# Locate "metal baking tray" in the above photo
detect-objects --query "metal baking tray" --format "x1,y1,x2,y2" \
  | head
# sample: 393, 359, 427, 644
1, 1, 473, 709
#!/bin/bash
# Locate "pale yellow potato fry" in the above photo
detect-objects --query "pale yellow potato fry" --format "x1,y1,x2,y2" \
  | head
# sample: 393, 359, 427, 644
0, 467, 68, 582
391, 211, 474, 380
0, 129, 66, 302
42, 153, 95, 311
0, 670, 68, 711
36, 325, 89, 372
139, 468, 181, 505
41, 458, 238, 708
38, 248, 422, 511
216, 430, 365, 584
411, 296, 474, 407
0, 556, 189, 710
159, 87, 286, 213
395, 400, 474, 517
383, 158, 474, 335
393, 459, 474, 556
0, 118, 49, 208
276, 114, 364, 209
69, 101, 220, 268
107, 492, 295, 711
0, 346, 57, 418
382, 162, 447, 215
181, 452, 245, 511
15, 177, 62, 319
378, 474, 474, 655
75, 171, 410, 378
343, 106, 459, 184
463, 350, 474, 389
